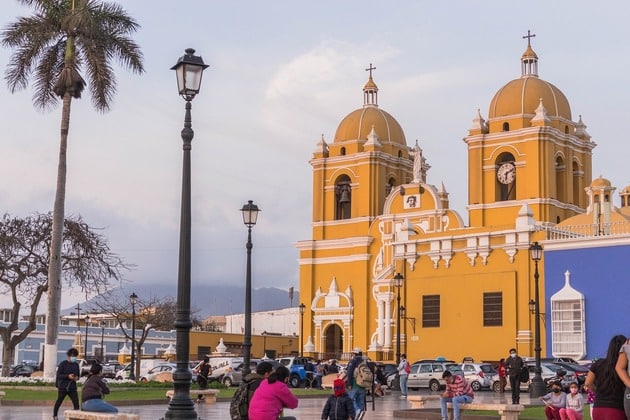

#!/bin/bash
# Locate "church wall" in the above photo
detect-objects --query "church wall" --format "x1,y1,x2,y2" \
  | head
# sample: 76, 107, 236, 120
543, 244, 630, 359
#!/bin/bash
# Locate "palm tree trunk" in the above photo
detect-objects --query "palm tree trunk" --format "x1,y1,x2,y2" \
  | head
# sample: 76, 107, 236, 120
43, 92, 73, 378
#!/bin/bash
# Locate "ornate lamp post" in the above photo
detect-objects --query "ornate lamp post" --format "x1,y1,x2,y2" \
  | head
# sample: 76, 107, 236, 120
529, 241, 546, 398
262, 331, 268, 358
84, 315, 90, 358
129, 293, 137, 381
393, 273, 404, 364
164, 48, 208, 420
100, 321, 106, 362
299, 303, 306, 357
241, 200, 260, 378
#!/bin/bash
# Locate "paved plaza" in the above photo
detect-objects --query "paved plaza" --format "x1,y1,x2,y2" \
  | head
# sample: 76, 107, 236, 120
0, 390, 536, 420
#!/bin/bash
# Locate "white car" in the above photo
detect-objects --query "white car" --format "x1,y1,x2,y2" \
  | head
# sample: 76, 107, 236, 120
139, 363, 176, 382
460, 362, 497, 391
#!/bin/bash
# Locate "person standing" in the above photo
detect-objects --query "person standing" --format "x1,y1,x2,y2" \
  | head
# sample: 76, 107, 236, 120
440, 370, 474, 420
248, 366, 298, 420
53, 348, 80, 420
321, 378, 356, 420
397, 354, 410, 399
497, 358, 507, 393
540, 380, 566, 420
345, 348, 366, 419
193, 356, 213, 403
559, 382, 584, 420
315, 360, 325, 389
614, 337, 630, 419
504, 348, 524, 404
82, 363, 118, 413
585, 334, 627, 420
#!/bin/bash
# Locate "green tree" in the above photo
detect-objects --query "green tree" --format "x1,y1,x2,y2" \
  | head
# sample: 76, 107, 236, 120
1, 0, 144, 377
0, 213, 129, 377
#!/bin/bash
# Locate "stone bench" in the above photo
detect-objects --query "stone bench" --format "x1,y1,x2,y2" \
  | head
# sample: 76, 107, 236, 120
406, 396, 524, 420
64, 410, 139, 420
166, 388, 219, 403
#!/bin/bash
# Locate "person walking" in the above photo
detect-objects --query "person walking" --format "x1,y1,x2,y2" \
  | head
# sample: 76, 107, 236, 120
584, 334, 627, 420
315, 360, 325, 389
440, 370, 474, 420
615, 336, 630, 419
559, 382, 584, 420
193, 356, 213, 403
53, 348, 80, 420
82, 363, 118, 413
321, 378, 356, 420
540, 380, 566, 420
497, 358, 507, 393
345, 348, 366, 419
397, 353, 410, 399
504, 348, 524, 404
248, 366, 298, 420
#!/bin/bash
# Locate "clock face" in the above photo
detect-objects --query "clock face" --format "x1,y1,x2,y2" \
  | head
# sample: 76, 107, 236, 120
497, 162, 516, 184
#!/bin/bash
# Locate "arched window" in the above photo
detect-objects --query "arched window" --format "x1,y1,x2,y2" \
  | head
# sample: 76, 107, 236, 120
555, 156, 566, 202
572, 161, 581, 206
335, 175, 352, 220
340, 147, 346, 156
502, 122, 510, 132
495, 153, 516, 201
385, 178, 395, 196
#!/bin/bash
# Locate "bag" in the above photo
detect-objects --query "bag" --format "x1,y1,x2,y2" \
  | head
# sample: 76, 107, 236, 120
519, 366, 530, 383
404, 362, 411, 374
354, 361, 374, 388
229, 381, 252, 420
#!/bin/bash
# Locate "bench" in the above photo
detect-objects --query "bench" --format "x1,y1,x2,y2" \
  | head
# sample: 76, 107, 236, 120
406, 396, 524, 420
166, 389, 219, 404
64, 411, 139, 420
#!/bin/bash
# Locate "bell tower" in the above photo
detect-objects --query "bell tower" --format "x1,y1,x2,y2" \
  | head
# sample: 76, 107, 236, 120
465, 32, 596, 227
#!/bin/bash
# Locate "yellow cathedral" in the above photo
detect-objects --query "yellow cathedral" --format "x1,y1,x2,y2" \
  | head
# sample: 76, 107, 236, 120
296, 36, 596, 363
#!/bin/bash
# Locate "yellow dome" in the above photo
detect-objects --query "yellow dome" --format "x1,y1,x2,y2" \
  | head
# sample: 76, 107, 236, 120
590, 176, 612, 188
334, 106, 406, 145
621, 185, 630, 194
488, 76, 571, 120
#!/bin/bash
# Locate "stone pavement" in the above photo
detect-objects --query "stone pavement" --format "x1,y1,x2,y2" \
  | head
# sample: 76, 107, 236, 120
0, 390, 534, 419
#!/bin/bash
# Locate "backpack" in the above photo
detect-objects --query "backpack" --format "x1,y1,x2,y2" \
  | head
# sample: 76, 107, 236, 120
229, 380, 254, 420
519, 366, 530, 383
354, 361, 374, 388
404, 362, 411, 374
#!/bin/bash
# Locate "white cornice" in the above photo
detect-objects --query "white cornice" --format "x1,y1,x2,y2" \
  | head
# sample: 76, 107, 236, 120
295, 237, 373, 251
299, 254, 371, 265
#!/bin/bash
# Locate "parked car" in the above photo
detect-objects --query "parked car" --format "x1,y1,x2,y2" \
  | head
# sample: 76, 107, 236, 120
407, 361, 464, 392
220, 358, 282, 387
276, 356, 315, 388
9, 363, 36, 377
460, 362, 497, 391
139, 363, 176, 382
552, 362, 589, 389
102, 361, 124, 379
541, 362, 577, 391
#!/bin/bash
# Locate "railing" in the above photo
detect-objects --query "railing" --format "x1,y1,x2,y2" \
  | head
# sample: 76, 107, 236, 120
543, 220, 630, 241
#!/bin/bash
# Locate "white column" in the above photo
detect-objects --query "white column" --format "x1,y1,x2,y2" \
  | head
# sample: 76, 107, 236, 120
377, 298, 385, 346
384, 299, 392, 349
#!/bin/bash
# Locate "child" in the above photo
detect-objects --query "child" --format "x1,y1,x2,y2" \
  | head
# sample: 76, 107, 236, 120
559, 382, 584, 420
322, 379, 356, 420
540, 381, 566, 420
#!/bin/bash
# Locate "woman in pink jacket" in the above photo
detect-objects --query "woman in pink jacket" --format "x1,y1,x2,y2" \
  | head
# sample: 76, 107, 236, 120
248, 366, 299, 420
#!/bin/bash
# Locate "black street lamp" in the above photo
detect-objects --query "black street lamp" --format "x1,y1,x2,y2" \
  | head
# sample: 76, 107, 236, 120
262, 331, 267, 358
164, 48, 208, 420
241, 200, 260, 378
393, 273, 404, 364
84, 315, 90, 358
529, 241, 546, 398
100, 321, 106, 362
299, 303, 306, 357
129, 293, 137, 381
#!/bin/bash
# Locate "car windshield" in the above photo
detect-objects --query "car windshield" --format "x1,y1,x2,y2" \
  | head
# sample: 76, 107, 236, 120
480, 364, 497, 374
446, 364, 464, 374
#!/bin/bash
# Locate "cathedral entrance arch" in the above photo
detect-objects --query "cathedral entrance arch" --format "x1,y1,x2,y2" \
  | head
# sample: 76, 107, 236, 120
324, 323, 343, 360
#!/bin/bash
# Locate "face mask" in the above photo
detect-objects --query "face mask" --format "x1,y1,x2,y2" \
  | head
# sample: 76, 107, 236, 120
510, 353, 516, 358
570, 388, 578, 394
553, 388, 561, 393
70, 357, 77, 363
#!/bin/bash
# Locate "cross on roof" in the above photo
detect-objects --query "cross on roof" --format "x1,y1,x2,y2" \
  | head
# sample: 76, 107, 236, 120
523, 30, 536, 47
365, 63, 376, 78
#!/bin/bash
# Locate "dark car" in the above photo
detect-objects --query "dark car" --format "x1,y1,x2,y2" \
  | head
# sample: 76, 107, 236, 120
552, 362, 589, 389
10, 363, 36, 377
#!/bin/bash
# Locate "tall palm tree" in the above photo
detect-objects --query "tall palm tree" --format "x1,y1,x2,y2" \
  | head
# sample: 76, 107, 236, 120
2, 0, 144, 377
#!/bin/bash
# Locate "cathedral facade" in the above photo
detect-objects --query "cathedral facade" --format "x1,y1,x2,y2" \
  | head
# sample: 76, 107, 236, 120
296, 38, 630, 363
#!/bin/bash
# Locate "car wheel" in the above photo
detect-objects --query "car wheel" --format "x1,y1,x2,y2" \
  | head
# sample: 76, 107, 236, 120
140, 377, 148, 383
289, 374, 301, 388
223, 377, 233, 387
471, 381, 481, 392
492, 381, 500, 392
429, 379, 440, 392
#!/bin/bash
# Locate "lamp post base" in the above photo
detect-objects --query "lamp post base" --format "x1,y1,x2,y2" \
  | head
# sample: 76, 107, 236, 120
529, 378, 547, 399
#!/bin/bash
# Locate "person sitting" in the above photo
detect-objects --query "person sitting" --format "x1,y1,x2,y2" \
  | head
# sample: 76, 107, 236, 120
559, 382, 584, 420
440, 370, 474, 420
373, 365, 388, 397
540, 381, 566, 420
82, 364, 118, 413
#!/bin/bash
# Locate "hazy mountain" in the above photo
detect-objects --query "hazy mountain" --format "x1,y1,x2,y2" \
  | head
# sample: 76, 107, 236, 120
63, 284, 299, 317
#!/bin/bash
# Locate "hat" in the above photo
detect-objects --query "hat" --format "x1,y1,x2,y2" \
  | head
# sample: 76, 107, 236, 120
333, 379, 346, 397
353, 347, 362, 354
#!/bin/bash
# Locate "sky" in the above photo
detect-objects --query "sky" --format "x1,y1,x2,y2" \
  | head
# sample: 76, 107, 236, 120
2, 1, 630, 314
